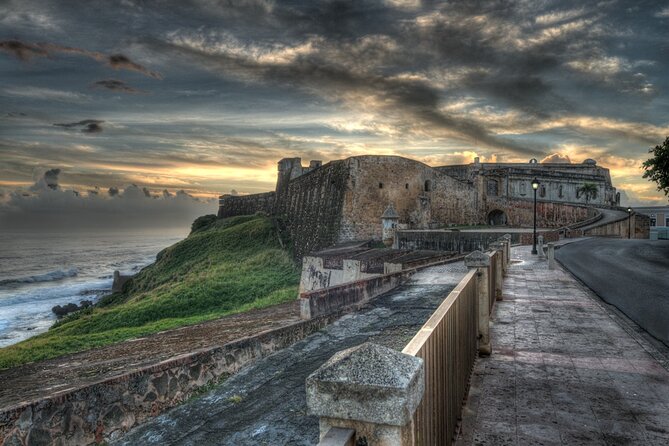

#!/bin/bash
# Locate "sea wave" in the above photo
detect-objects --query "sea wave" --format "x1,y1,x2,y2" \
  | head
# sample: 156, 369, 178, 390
0, 268, 79, 286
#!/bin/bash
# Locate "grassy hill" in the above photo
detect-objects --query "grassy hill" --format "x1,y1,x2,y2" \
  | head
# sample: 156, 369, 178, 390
0, 215, 300, 370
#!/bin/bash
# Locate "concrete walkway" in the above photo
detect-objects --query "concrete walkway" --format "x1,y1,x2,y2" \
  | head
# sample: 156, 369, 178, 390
456, 245, 669, 446
115, 263, 467, 445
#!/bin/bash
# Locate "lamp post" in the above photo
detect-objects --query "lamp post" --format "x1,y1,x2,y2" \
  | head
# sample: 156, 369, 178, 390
627, 207, 632, 239
531, 178, 540, 254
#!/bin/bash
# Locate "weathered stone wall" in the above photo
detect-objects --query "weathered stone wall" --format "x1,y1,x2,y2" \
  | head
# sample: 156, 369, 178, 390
299, 269, 413, 319
281, 161, 350, 258
438, 160, 618, 207
339, 156, 479, 241
584, 213, 650, 239
485, 197, 595, 228
217, 192, 275, 218
0, 315, 342, 446
395, 230, 560, 252
395, 231, 522, 252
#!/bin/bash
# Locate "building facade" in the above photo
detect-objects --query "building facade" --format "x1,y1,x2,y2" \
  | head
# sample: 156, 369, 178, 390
219, 155, 619, 257
635, 205, 669, 239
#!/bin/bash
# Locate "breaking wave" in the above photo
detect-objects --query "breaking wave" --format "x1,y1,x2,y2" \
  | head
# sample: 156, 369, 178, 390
0, 268, 79, 286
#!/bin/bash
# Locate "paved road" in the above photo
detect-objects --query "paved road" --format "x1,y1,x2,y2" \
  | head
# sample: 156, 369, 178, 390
556, 238, 669, 345
575, 208, 629, 231
114, 263, 466, 446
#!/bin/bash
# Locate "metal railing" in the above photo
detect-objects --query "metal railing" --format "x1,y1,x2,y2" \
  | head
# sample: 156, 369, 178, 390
402, 269, 479, 446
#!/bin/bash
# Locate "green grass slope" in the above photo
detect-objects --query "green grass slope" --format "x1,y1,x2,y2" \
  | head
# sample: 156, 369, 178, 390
0, 215, 300, 370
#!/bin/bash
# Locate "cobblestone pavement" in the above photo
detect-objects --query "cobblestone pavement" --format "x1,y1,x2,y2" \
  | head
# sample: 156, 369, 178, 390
456, 245, 669, 446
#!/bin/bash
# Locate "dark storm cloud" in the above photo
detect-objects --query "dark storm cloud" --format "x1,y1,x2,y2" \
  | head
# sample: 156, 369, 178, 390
0, 40, 162, 79
1, 0, 668, 207
152, 39, 542, 155
107, 54, 162, 79
54, 120, 104, 133
0, 40, 48, 60
92, 79, 142, 93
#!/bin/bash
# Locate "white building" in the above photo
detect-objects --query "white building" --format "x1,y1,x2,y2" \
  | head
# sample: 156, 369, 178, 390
635, 205, 669, 239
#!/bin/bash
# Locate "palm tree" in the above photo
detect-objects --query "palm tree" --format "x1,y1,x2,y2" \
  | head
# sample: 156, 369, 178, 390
577, 183, 598, 204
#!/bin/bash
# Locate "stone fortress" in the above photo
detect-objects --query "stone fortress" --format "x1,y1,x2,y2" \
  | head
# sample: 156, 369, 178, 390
218, 155, 622, 258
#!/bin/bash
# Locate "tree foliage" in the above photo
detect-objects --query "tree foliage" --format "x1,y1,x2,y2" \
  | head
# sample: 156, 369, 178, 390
643, 136, 669, 196
577, 183, 598, 204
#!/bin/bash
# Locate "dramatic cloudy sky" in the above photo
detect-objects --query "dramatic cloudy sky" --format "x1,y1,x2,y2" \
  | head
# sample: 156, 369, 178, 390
1, 0, 668, 229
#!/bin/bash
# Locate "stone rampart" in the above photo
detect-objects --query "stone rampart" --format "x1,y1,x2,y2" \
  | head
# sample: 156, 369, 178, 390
486, 197, 595, 228
217, 192, 275, 218
0, 314, 342, 445
280, 161, 349, 258
395, 230, 560, 252
299, 270, 413, 320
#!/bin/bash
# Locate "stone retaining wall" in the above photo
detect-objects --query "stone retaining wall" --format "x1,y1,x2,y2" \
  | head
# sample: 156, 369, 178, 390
299, 270, 412, 320
0, 314, 342, 446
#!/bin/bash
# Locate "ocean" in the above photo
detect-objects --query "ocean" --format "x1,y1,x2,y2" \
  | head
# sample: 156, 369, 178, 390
0, 230, 187, 348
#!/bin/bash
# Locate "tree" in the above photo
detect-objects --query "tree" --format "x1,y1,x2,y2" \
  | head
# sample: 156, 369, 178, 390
643, 136, 669, 197
577, 183, 598, 204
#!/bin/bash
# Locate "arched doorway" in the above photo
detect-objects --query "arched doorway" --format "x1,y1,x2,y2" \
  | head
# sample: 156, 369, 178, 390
487, 209, 507, 226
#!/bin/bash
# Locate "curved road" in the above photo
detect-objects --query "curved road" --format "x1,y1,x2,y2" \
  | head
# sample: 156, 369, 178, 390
556, 238, 669, 345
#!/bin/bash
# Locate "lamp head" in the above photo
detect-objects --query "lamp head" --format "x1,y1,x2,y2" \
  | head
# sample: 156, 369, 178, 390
531, 178, 540, 190
627, 207, 632, 213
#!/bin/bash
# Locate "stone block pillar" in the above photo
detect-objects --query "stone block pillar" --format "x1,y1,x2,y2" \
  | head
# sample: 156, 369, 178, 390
465, 251, 492, 356
503, 234, 512, 267
489, 242, 504, 301
537, 235, 545, 259
547, 243, 556, 270
306, 343, 424, 446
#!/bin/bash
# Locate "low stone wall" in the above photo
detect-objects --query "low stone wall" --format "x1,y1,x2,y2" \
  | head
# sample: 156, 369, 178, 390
395, 230, 561, 252
217, 192, 276, 218
299, 256, 467, 320
584, 213, 650, 239
300, 271, 411, 320
0, 314, 342, 445
395, 230, 520, 252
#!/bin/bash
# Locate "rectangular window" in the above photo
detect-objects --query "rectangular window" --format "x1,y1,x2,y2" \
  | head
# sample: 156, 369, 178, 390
650, 218, 656, 226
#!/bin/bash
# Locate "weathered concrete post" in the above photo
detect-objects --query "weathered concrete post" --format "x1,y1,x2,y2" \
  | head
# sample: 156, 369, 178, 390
537, 235, 545, 259
465, 251, 492, 356
489, 242, 504, 301
547, 243, 556, 270
503, 234, 512, 267
306, 343, 424, 446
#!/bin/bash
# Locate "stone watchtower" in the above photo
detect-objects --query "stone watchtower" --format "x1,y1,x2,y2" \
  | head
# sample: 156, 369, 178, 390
381, 204, 400, 247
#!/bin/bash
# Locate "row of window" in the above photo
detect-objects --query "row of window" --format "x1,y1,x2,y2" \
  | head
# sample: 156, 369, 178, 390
378, 180, 432, 192
650, 218, 669, 227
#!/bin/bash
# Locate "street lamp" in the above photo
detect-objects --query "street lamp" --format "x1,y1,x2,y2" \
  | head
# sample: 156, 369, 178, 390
627, 207, 632, 239
531, 178, 540, 254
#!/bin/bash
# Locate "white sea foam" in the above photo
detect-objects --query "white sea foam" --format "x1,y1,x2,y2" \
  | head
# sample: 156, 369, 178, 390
0, 268, 79, 286
0, 230, 186, 347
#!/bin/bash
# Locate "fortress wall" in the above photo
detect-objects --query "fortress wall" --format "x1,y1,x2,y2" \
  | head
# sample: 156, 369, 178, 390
217, 192, 275, 218
486, 197, 595, 228
584, 213, 650, 239
430, 172, 480, 225
281, 161, 350, 259
338, 156, 479, 241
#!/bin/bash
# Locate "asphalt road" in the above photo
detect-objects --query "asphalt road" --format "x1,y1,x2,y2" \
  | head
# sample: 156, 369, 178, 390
556, 238, 669, 345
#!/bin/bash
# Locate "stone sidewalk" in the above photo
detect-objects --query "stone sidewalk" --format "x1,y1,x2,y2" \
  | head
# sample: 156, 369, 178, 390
456, 245, 669, 446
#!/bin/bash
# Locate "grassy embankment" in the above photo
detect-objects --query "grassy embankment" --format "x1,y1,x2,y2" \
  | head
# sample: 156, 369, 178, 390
0, 215, 300, 370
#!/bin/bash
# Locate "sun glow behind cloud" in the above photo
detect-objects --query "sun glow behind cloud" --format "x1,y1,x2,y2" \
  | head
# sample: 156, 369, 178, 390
0, 0, 668, 214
